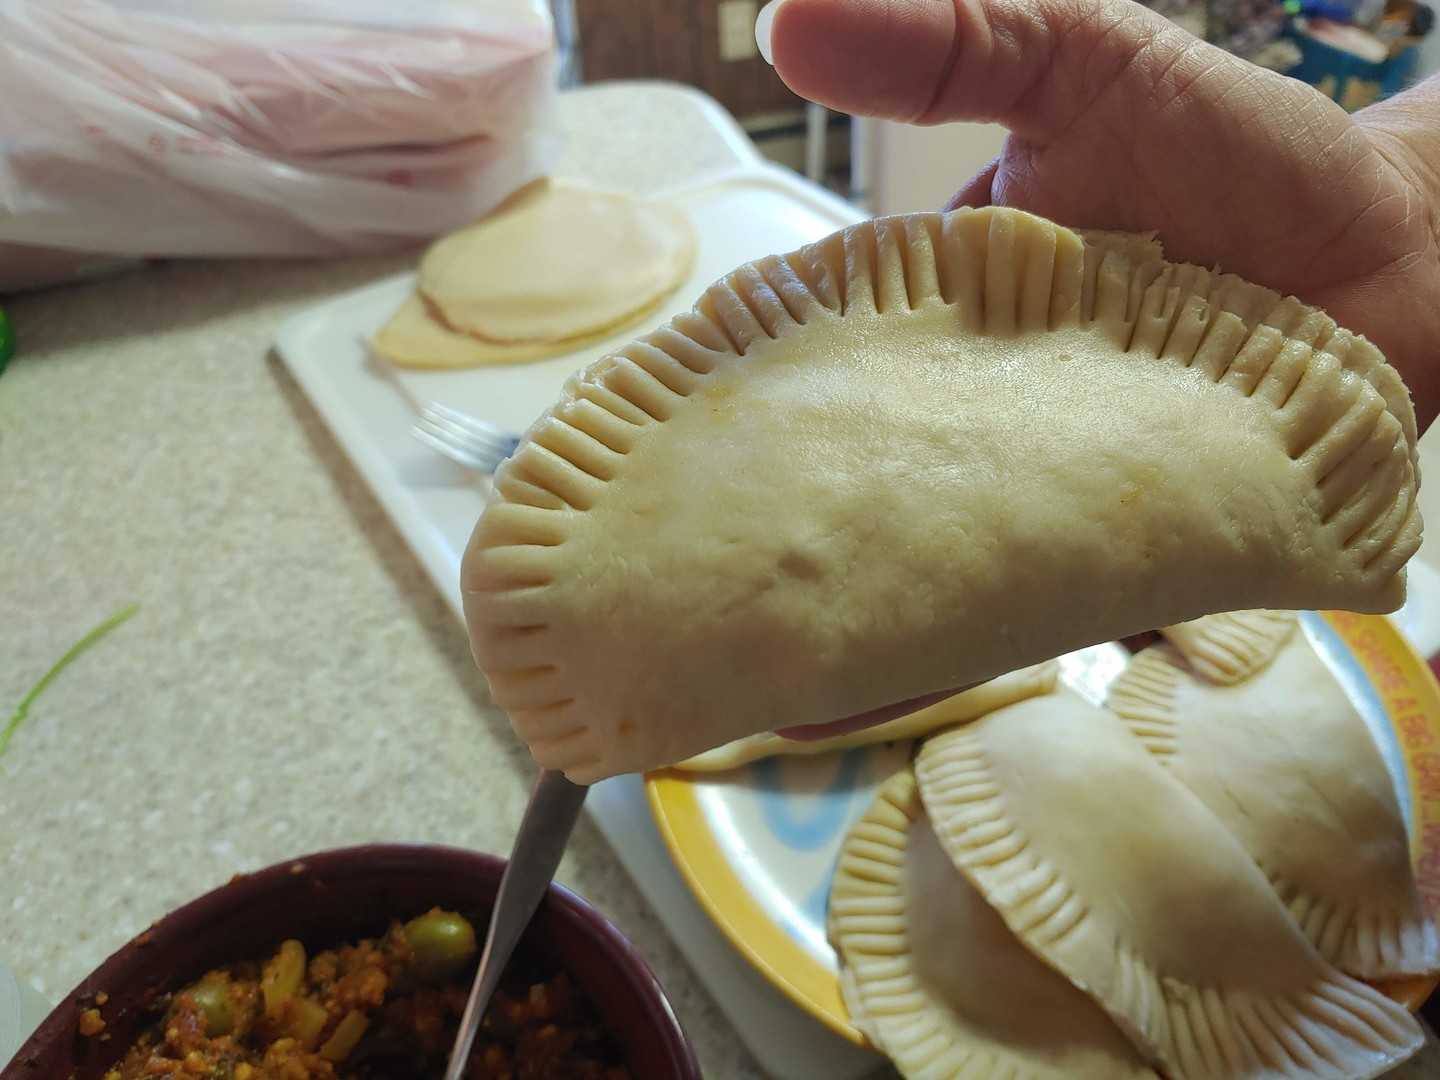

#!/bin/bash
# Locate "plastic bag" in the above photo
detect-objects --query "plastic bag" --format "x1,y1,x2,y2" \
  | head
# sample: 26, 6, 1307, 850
0, 0, 562, 289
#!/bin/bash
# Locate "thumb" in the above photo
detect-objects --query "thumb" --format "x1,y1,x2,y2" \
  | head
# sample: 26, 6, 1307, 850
765, 0, 1243, 141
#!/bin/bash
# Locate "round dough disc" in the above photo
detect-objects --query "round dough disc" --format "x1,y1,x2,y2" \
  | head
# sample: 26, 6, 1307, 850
418, 182, 697, 345
372, 292, 672, 370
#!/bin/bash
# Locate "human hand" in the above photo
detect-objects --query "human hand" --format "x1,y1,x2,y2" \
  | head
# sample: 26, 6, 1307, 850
759, 0, 1440, 429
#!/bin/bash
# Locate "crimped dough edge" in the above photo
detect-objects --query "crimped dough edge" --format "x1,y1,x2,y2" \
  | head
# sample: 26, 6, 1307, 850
827, 767, 1158, 1080
1158, 610, 1300, 685
1107, 642, 1440, 980
462, 206, 1421, 782
913, 697, 1424, 1080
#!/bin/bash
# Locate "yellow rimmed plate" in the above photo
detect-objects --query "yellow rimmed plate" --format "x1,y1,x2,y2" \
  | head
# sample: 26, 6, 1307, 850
645, 611, 1440, 1043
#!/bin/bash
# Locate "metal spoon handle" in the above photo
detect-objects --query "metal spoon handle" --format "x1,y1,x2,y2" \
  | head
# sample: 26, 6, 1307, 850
442, 769, 588, 1080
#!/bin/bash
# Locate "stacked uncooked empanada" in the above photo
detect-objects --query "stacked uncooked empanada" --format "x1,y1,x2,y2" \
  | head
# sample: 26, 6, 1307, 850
461, 206, 1420, 783
829, 616, 1439, 1080
1109, 617, 1440, 981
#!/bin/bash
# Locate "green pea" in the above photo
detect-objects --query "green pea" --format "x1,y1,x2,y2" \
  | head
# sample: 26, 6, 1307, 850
188, 977, 233, 1037
404, 909, 477, 984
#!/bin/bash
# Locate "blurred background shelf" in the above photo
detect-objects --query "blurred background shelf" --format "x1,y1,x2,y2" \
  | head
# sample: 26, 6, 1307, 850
557, 0, 1438, 217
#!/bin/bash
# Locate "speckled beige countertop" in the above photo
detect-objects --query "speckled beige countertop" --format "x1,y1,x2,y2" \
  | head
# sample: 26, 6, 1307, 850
0, 81, 784, 1080
3, 79, 1439, 1080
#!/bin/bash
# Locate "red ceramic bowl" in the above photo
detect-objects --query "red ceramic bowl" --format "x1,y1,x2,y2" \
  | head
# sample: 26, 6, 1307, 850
2, 843, 701, 1079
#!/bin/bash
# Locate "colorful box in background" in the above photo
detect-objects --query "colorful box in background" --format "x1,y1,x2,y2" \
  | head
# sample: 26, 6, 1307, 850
1287, 22, 1421, 108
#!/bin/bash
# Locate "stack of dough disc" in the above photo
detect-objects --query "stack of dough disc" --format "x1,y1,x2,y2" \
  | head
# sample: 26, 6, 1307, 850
373, 179, 697, 369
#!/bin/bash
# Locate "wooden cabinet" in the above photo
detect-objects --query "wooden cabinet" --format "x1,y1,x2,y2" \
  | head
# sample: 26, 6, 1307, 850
574, 0, 803, 123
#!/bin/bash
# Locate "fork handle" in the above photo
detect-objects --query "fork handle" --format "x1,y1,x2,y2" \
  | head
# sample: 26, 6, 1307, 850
441, 769, 588, 1080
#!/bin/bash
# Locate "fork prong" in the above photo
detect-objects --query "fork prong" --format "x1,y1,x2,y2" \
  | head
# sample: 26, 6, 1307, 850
411, 401, 521, 474
422, 402, 513, 442
412, 422, 509, 473
414, 416, 512, 457
420, 413, 514, 455
420, 403, 519, 450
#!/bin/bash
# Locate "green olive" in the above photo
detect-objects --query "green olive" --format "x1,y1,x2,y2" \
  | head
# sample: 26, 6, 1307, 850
404, 909, 476, 984
188, 977, 233, 1037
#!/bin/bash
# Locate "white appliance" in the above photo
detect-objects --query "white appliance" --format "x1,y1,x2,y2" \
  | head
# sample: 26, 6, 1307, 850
853, 117, 1008, 215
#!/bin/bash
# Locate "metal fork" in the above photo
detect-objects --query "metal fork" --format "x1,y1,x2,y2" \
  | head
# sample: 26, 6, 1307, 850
412, 401, 521, 474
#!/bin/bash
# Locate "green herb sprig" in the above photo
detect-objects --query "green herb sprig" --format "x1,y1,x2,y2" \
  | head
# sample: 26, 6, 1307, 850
1, 604, 139, 759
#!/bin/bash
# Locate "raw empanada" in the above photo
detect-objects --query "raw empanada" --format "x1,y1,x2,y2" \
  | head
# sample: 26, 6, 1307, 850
419, 181, 695, 344
461, 206, 1420, 782
1158, 610, 1300, 684
829, 767, 1160, 1079
1107, 636, 1440, 979
913, 691, 1424, 1080
673, 661, 1057, 771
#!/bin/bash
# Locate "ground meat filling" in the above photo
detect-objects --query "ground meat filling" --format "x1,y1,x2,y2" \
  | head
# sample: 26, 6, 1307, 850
103, 909, 631, 1080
